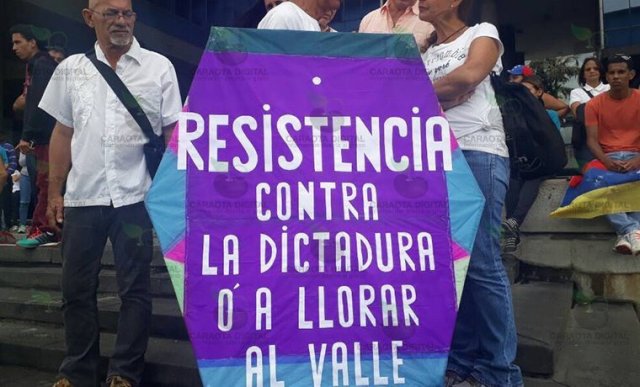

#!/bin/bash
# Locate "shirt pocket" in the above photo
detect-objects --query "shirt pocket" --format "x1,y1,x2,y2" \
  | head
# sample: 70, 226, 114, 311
130, 86, 162, 136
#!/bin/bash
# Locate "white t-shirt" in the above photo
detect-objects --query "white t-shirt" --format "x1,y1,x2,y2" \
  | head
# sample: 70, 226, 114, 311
258, 2, 321, 31
569, 82, 610, 106
422, 23, 508, 157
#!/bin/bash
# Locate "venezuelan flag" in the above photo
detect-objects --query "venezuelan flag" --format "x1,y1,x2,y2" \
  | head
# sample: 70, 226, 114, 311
551, 159, 640, 219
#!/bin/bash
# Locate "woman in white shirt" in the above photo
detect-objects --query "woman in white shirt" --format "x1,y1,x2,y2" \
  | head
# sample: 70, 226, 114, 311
419, 0, 523, 386
569, 57, 609, 168
569, 57, 609, 115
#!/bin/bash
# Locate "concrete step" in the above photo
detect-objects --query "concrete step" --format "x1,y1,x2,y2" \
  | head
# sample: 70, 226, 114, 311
522, 376, 569, 386
0, 266, 175, 297
519, 234, 640, 274
0, 365, 58, 387
0, 287, 187, 340
519, 179, 613, 234
0, 243, 166, 267
552, 302, 640, 386
512, 281, 574, 376
0, 319, 201, 387
518, 234, 640, 305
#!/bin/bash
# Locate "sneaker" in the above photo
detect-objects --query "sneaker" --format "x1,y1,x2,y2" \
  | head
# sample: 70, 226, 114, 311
17, 224, 27, 234
0, 231, 17, 245
108, 375, 133, 387
9, 225, 19, 232
502, 218, 520, 253
627, 230, 640, 256
613, 235, 632, 255
16, 228, 59, 249
52, 378, 73, 387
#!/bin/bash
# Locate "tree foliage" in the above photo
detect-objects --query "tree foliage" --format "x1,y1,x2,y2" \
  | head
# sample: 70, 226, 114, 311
529, 57, 579, 99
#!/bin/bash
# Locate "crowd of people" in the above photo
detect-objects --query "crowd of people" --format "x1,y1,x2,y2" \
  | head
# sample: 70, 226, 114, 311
4, 0, 638, 386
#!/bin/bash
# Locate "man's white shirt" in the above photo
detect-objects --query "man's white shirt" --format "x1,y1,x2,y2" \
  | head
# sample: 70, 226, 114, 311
39, 38, 182, 208
258, 2, 321, 31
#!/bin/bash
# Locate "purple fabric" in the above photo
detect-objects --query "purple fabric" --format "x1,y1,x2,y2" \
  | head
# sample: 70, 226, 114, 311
184, 52, 457, 360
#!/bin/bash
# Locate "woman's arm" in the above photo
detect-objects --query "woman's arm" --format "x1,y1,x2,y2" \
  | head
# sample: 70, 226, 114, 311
542, 93, 570, 118
432, 36, 500, 101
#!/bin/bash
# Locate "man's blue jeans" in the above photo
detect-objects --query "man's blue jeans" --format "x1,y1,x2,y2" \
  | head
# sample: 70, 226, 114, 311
605, 151, 640, 236
447, 151, 523, 387
58, 203, 153, 387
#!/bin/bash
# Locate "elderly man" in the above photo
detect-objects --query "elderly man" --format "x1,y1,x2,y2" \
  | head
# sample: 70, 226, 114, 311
40, 0, 182, 386
359, 0, 433, 52
258, 0, 341, 31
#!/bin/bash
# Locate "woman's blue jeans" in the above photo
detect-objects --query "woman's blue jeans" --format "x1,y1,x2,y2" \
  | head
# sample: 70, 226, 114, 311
447, 150, 523, 387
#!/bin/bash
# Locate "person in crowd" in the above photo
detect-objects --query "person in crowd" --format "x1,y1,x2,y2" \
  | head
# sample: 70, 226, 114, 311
419, 0, 523, 386
0, 142, 13, 244
258, 0, 341, 31
507, 64, 570, 118
12, 152, 30, 234
0, 134, 18, 231
506, 64, 534, 83
585, 54, 640, 255
319, 8, 337, 32
48, 31, 68, 63
41, 0, 182, 386
10, 24, 58, 248
234, 0, 287, 28
359, 0, 433, 52
503, 75, 562, 253
569, 57, 609, 169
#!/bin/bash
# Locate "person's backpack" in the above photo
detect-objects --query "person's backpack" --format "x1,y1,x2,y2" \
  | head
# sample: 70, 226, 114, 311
490, 73, 567, 179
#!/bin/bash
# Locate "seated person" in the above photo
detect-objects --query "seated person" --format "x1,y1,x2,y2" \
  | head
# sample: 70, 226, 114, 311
585, 54, 640, 255
569, 57, 609, 169
503, 75, 561, 252
507, 64, 570, 118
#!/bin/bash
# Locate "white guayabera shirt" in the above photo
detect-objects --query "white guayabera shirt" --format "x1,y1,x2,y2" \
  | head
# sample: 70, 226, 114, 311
258, 2, 321, 31
39, 38, 182, 208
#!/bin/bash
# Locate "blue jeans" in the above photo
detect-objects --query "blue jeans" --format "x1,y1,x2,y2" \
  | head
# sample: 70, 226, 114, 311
19, 173, 31, 227
605, 151, 640, 236
447, 151, 523, 387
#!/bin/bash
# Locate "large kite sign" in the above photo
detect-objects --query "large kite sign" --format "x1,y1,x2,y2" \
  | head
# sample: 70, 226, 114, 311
146, 28, 484, 387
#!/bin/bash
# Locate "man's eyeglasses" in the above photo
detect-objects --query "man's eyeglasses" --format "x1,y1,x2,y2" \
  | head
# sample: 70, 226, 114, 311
89, 8, 136, 20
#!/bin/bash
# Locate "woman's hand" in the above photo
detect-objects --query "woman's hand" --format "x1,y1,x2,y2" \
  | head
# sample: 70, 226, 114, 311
440, 90, 474, 110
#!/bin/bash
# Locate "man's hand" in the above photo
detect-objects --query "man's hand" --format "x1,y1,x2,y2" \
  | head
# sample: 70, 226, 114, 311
621, 156, 640, 172
602, 156, 627, 173
12, 94, 25, 113
16, 140, 33, 154
47, 194, 64, 233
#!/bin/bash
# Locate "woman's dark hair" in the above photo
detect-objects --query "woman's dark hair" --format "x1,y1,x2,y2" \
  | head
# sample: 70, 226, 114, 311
233, 0, 267, 28
522, 75, 546, 104
457, 0, 476, 24
427, 0, 477, 46
578, 57, 605, 86
522, 75, 545, 92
